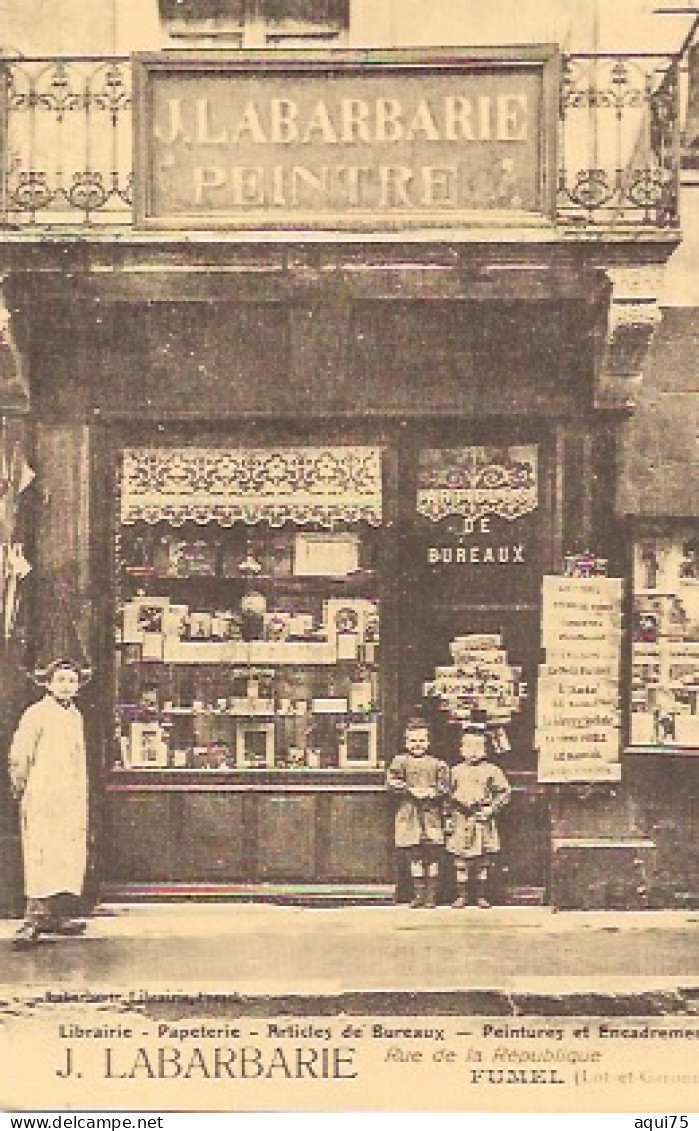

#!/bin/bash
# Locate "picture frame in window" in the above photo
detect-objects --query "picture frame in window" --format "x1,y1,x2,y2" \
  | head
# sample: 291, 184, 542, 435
294, 533, 359, 577
122, 596, 170, 644
235, 721, 276, 769
126, 722, 170, 769
338, 720, 378, 769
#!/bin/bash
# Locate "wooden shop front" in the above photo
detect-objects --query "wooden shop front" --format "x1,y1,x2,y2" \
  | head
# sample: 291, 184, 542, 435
16, 260, 616, 905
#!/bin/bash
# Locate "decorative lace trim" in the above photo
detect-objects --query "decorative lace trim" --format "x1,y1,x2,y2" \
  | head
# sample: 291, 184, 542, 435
416, 445, 538, 523
121, 446, 383, 528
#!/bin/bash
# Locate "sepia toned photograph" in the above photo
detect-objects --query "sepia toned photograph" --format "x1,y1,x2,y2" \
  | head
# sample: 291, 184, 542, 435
0, 0, 697, 1114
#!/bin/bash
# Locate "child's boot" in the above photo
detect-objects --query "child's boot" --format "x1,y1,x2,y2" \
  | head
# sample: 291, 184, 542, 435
409, 877, 426, 908
50, 919, 87, 937
452, 880, 469, 909
423, 876, 439, 909
475, 870, 491, 909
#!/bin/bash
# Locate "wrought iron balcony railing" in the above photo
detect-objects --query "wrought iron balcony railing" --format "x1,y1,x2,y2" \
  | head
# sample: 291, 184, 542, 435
558, 53, 680, 230
1, 57, 133, 228
0, 52, 682, 234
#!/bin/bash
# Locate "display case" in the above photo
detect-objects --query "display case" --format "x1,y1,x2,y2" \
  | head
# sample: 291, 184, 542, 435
112, 446, 384, 775
631, 527, 699, 749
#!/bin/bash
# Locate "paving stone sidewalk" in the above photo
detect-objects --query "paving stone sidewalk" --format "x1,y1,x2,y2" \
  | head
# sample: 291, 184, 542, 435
1, 905, 697, 1013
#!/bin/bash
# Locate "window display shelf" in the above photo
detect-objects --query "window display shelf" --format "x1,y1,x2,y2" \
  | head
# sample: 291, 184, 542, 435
124, 571, 377, 588
152, 640, 340, 664
106, 767, 387, 791
117, 708, 381, 720
114, 475, 383, 777
625, 745, 699, 757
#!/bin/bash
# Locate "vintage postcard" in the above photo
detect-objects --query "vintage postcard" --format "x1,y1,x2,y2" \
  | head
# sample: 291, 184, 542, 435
0, 0, 697, 1115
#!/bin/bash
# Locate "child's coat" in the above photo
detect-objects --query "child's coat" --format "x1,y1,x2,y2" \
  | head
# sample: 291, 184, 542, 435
386, 752, 450, 848
446, 758, 511, 859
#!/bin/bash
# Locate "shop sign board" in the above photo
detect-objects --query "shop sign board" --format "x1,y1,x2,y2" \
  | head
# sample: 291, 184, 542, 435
133, 48, 559, 231
536, 576, 624, 783
415, 444, 541, 604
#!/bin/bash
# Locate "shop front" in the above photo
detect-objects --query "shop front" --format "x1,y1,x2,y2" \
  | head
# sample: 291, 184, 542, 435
12, 264, 617, 905
1, 45, 691, 910
104, 425, 553, 901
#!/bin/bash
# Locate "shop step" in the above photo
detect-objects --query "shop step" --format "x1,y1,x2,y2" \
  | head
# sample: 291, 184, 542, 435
100, 882, 396, 906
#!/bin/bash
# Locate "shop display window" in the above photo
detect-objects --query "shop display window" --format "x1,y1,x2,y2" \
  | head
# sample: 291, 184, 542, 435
631, 528, 699, 749
157, 0, 349, 42
113, 446, 383, 773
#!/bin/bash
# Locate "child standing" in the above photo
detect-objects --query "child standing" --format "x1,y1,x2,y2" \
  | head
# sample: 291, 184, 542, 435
8, 657, 90, 948
445, 713, 512, 909
386, 716, 450, 908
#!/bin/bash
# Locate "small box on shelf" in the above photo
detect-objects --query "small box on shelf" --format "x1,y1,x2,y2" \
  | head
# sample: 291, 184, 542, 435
349, 676, 375, 714
312, 697, 349, 714
337, 631, 360, 661
190, 743, 231, 769
141, 633, 164, 662
247, 698, 277, 717
675, 715, 699, 746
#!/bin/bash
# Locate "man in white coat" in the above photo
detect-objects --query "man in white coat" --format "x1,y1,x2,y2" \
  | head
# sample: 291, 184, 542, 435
9, 658, 89, 948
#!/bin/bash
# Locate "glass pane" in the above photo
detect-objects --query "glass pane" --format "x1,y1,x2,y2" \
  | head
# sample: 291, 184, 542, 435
159, 0, 245, 21
114, 505, 382, 774
262, 0, 349, 29
413, 445, 542, 606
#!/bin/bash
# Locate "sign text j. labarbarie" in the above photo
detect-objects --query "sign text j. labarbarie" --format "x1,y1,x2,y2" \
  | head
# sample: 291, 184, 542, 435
136, 52, 555, 227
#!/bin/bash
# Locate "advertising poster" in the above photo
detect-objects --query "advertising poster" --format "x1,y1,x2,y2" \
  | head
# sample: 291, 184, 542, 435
0, 0, 697, 1119
537, 575, 624, 783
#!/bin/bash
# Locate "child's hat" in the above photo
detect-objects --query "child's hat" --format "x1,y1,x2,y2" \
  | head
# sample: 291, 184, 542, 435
462, 708, 488, 734
405, 714, 430, 731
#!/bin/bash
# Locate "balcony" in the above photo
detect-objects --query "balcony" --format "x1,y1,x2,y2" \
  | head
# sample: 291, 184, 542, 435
0, 51, 682, 236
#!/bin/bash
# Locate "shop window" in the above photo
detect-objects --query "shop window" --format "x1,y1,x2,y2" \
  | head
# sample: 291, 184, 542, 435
113, 445, 382, 775
158, 0, 246, 43
158, 0, 349, 43
631, 527, 699, 749
262, 0, 349, 41
406, 444, 542, 770
159, 0, 245, 16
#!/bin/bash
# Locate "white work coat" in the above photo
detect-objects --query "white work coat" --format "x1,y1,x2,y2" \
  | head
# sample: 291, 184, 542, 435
8, 694, 88, 900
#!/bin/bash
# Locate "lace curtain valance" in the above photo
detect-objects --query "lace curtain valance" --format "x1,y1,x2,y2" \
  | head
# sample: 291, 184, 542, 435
120, 446, 383, 528
416, 445, 538, 523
